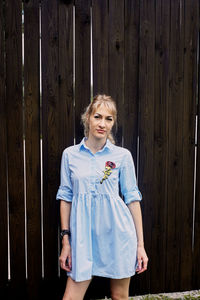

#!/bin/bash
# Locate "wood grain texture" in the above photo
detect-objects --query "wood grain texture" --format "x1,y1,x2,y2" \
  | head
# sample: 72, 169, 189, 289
0, 0, 8, 287
108, 0, 124, 145
5, 0, 26, 284
75, 0, 91, 143
24, 0, 42, 299
124, 0, 140, 295
180, 0, 198, 290
165, 0, 185, 292
137, 0, 155, 294
58, 0, 74, 285
58, 0, 74, 150
124, 0, 140, 169
193, 0, 200, 289
41, 0, 60, 280
145, 0, 170, 293
92, 0, 109, 95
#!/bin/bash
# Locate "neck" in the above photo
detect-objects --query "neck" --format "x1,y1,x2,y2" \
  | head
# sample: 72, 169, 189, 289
85, 136, 107, 154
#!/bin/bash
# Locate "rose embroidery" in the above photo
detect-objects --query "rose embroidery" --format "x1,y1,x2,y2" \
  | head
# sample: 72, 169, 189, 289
100, 161, 116, 184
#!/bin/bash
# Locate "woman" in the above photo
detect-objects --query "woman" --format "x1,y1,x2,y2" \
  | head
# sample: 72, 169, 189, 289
56, 94, 148, 300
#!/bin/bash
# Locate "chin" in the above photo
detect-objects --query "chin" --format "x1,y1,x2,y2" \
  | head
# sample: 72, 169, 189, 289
95, 134, 107, 140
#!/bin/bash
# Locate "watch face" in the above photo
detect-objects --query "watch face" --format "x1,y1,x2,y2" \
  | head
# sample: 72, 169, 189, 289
60, 230, 70, 238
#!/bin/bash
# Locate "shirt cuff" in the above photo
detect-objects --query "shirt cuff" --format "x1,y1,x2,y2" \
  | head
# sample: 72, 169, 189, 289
123, 189, 142, 205
56, 186, 73, 202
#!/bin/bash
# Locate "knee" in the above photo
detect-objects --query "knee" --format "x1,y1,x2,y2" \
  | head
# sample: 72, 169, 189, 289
110, 288, 128, 300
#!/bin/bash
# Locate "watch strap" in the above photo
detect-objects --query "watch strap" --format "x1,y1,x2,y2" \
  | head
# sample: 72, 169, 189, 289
60, 229, 71, 239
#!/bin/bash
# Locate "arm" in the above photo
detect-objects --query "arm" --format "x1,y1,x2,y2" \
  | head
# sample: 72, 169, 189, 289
59, 200, 72, 271
119, 150, 148, 273
128, 201, 148, 274
56, 150, 73, 271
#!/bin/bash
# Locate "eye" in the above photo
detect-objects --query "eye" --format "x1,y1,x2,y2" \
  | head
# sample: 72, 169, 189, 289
94, 115, 100, 119
107, 117, 113, 121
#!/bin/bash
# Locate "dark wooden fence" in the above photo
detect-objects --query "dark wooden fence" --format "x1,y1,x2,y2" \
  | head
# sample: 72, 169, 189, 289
0, 0, 200, 299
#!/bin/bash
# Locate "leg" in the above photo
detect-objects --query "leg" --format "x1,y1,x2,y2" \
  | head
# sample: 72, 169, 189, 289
62, 276, 92, 300
110, 277, 131, 300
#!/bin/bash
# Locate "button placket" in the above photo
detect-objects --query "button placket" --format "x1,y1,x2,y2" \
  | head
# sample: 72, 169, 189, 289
90, 155, 96, 194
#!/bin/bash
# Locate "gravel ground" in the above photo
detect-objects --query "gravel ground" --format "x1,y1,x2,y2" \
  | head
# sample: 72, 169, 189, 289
130, 290, 200, 299
99, 290, 200, 299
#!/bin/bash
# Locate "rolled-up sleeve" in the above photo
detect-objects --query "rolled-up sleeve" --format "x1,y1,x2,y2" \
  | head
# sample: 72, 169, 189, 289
119, 150, 142, 205
56, 150, 73, 202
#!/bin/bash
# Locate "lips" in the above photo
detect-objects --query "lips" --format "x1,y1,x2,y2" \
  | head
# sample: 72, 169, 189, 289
97, 129, 105, 134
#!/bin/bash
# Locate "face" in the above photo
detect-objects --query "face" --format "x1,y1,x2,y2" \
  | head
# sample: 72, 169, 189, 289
88, 104, 115, 142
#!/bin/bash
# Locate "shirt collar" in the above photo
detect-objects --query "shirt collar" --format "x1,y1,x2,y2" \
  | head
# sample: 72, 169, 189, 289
79, 137, 114, 153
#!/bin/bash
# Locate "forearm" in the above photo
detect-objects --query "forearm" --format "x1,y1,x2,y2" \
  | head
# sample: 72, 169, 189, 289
60, 200, 72, 245
128, 201, 144, 246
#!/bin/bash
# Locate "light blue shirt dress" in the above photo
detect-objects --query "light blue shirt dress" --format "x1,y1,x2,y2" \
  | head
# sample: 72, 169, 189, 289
56, 138, 142, 282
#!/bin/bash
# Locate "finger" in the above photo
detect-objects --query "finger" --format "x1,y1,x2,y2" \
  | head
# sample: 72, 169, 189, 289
137, 260, 148, 274
61, 264, 69, 271
65, 265, 71, 272
59, 257, 69, 270
68, 255, 72, 269
138, 266, 147, 274
136, 259, 142, 271
143, 258, 148, 270
60, 260, 71, 272
60, 261, 68, 271
63, 255, 72, 271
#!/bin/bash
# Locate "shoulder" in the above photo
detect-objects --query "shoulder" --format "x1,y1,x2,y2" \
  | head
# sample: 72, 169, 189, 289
110, 145, 134, 169
112, 144, 132, 157
62, 144, 80, 158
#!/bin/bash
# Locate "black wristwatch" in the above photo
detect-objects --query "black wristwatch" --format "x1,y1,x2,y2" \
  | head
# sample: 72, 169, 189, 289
60, 229, 71, 239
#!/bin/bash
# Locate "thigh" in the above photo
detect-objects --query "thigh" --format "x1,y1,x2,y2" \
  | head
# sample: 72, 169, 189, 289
110, 277, 131, 300
63, 276, 92, 300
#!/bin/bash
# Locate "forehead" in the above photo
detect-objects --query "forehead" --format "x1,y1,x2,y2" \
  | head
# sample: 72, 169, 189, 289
92, 103, 113, 116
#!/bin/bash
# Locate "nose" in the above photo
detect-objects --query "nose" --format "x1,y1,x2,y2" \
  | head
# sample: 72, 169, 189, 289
99, 118, 105, 128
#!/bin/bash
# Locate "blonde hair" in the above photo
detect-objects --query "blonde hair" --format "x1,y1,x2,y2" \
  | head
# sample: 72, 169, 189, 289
81, 94, 117, 144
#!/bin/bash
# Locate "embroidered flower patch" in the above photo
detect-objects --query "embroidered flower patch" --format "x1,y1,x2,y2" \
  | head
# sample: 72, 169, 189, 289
100, 161, 116, 184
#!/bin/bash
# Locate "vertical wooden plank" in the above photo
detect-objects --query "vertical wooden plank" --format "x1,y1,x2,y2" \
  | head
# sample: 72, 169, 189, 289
24, 1, 42, 299
180, 0, 198, 291
143, 0, 170, 294
92, 0, 109, 95
124, 0, 140, 168
165, 0, 184, 292
193, 0, 200, 290
108, 0, 124, 145
0, 0, 8, 288
124, 0, 140, 294
137, 0, 155, 295
5, 0, 26, 296
58, 0, 74, 289
58, 0, 74, 150
41, 0, 59, 283
75, 0, 91, 143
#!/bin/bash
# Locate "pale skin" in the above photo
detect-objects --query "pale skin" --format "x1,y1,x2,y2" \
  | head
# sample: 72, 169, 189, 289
59, 104, 148, 300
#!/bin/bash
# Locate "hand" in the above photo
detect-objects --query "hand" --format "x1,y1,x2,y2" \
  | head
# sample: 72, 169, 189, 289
136, 245, 148, 274
59, 242, 72, 272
